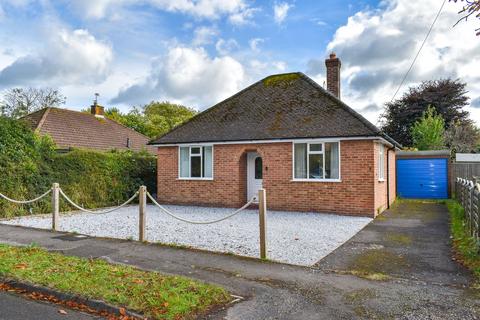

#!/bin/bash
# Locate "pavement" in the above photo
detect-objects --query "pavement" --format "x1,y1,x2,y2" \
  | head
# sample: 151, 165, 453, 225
0, 200, 479, 319
0, 291, 98, 320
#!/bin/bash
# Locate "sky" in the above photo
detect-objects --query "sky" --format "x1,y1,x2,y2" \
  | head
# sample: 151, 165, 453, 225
0, 0, 479, 126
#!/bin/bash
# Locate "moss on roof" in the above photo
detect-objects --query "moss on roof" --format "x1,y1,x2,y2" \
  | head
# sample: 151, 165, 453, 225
262, 73, 301, 87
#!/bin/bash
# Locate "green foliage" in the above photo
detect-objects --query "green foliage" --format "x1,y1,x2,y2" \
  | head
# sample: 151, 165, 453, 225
0, 116, 156, 218
0, 244, 230, 319
445, 199, 480, 281
411, 106, 446, 150
381, 79, 470, 147
445, 120, 480, 153
104, 101, 197, 139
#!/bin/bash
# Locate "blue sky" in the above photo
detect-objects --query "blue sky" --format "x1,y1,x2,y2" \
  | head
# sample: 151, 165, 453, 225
0, 0, 479, 125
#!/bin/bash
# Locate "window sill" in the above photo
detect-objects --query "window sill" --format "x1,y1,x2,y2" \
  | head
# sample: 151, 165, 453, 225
291, 179, 342, 183
177, 178, 214, 181
378, 179, 385, 182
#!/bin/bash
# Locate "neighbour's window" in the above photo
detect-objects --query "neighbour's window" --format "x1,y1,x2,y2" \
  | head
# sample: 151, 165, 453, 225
179, 146, 213, 179
378, 145, 385, 181
294, 142, 340, 180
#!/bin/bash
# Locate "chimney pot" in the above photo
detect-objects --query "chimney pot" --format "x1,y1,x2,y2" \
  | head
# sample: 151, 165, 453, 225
325, 52, 341, 99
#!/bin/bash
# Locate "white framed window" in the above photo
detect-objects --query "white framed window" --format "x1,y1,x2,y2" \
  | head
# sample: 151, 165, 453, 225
179, 146, 213, 179
378, 144, 385, 181
293, 141, 340, 181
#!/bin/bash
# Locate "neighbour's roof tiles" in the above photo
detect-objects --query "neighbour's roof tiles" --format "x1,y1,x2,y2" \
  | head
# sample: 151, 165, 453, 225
150, 72, 400, 147
22, 107, 156, 154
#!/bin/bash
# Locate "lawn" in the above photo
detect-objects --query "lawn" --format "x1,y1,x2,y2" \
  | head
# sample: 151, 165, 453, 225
445, 199, 480, 283
0, 244, 230, 319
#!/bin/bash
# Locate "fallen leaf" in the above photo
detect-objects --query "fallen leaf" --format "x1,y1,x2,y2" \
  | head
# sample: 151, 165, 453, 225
163, 302, 169, 308
15, 263, 28, 270
119, 307, 127, 316
132, 279, 144, 284
58, 309, 68, 315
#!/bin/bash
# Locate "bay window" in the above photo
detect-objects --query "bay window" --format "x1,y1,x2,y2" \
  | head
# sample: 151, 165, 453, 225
179, 146, 213, 179
294, 141, 340, 180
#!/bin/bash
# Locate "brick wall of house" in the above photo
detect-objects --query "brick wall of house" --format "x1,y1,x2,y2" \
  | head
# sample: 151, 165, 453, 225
373, 143, 396, 216
157, 139, 392, 217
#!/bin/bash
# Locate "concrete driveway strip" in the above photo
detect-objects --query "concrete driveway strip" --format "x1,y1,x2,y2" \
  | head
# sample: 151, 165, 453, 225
0, 201, 479, 319
0, 291, 98, 320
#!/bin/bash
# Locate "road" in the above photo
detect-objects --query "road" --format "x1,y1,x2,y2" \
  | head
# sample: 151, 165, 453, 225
0, 291, 98, 320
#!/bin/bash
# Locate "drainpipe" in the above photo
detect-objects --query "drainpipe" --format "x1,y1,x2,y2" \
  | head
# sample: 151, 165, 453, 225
386, 146, 396, 209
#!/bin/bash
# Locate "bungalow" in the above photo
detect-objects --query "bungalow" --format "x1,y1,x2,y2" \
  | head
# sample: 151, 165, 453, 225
22, 103, 156, 154
149, 54, 401, 217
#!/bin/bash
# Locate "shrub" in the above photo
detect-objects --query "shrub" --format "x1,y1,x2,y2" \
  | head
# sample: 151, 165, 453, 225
0, 116, 156, 218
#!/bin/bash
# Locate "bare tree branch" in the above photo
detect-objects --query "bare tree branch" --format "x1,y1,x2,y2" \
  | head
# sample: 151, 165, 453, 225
451, 0, 480, 35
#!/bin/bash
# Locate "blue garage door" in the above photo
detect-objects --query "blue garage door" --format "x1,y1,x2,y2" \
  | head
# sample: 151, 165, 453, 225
397, 158, 448, 199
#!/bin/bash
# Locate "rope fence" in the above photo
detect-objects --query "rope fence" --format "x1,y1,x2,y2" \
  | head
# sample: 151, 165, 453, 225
59, 188, 139, 214
1, 183, 268, 259
0, 189, 51, 204
146, 192, 256, 225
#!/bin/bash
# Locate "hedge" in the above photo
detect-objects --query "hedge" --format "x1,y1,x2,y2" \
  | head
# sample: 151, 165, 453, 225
0, 116, 156, 218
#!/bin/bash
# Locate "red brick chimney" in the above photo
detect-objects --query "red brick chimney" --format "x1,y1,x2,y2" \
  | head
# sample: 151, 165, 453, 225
325, 52, 341, 99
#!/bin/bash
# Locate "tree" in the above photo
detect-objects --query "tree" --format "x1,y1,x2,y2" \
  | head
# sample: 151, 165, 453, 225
104, 107, 150, 136
451, 0, 480, 36
0, 87, 66, 118
381, 79, 470, 147
103, 102, 197, 138
142, 101, 197, 138
445, 120, 480, 152
411, 106, 446, 150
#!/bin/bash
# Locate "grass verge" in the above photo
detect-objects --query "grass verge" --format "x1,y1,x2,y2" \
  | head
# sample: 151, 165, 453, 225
445, 199, 480, 282
0, 244, 230, 319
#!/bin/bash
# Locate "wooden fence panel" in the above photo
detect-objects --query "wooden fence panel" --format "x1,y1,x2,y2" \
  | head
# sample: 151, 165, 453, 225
452, 163, 480, 195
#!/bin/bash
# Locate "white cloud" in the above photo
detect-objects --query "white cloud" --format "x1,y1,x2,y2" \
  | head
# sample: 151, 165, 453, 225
111, 46, 245, 108
70, 0, 252, 20
308, 0, 480, 124
192, 26, 219, 46
249, 38, 264, 51
274, 2, 292, 24
215, 38, 239, 55
0, 28, 113, 87
228, 7, 259, 25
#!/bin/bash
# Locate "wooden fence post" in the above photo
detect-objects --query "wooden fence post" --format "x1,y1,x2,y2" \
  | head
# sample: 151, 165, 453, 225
51, 183, 59, 231
139, 185, 147, 242
258, 188, 267, 260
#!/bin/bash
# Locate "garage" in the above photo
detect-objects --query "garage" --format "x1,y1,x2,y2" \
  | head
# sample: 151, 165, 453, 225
396, 151, 450, 199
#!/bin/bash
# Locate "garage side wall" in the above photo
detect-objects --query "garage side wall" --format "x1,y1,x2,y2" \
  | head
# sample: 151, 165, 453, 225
374, 143, 396, 216
157, 140, 377, 217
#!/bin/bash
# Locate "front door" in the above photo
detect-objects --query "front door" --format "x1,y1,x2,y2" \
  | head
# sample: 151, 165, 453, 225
247, 152, 263, 201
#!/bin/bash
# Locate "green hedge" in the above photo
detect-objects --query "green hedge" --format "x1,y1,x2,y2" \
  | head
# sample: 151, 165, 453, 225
0, 116, 156, 218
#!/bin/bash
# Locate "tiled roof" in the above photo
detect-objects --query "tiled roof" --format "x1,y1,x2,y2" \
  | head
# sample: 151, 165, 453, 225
150, 72, 400, 147
22, 107, 156, 154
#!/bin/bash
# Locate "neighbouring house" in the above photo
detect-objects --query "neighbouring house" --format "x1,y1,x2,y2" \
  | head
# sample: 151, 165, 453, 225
149, 53, 401, 217
22, 103, 155, 154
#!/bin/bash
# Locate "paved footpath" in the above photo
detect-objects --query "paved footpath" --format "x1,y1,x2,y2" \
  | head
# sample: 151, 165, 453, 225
0, 201, 479, 319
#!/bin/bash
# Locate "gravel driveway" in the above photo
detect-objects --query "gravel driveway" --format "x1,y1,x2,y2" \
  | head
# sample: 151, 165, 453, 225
1, 205, 371, 266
